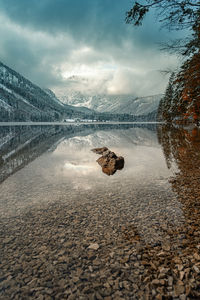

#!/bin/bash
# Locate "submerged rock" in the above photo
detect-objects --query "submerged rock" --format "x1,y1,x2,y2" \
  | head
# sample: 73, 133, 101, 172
91, 147, 124, 176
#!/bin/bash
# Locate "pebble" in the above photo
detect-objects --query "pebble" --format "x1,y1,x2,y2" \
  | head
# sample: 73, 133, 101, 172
88, 243, 100, 250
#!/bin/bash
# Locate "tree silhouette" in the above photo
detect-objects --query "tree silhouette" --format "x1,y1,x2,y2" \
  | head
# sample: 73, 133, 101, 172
126, 1, 200, 30
126, 1, 200, 55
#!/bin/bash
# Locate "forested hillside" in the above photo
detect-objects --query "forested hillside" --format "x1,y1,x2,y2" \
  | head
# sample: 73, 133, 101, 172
0, 61, 158, 122
158, 50, 200, 124
0, 61, 98, 122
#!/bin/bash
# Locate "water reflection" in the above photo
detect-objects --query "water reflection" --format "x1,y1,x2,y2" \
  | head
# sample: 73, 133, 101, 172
0, 123, 157, 184
0, 125, 85, 184
0, 123, 180, 246
158, 125, 200, 251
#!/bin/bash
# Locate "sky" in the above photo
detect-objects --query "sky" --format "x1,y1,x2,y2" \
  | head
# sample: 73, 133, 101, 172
0, 0, 181, 97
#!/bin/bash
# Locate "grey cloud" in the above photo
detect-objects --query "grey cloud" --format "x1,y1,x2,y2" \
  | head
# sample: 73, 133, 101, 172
0, 14, 77, 87
0, 0, 182, 96
0, 0, 176, 48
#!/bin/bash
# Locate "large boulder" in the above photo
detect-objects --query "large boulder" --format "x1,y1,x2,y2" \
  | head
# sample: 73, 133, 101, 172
91, 147, 124, 176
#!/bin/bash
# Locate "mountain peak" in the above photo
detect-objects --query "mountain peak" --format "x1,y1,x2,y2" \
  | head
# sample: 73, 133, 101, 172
56, 91, 163, 116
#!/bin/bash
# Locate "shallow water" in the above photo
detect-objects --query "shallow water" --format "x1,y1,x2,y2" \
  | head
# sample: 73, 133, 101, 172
1, 124, 200, 299
0, 125, 176, 222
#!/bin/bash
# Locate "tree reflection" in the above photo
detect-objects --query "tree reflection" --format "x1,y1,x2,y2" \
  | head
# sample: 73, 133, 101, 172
157, 125, 200, 251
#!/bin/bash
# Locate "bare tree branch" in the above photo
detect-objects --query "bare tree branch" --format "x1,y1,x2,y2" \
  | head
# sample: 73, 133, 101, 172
126, 0, 200, 56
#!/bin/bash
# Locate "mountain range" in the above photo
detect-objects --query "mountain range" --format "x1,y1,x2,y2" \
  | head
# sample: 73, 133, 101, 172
0, 61, 95, 122
57, 91, 162, 116
0, 61, 161, 122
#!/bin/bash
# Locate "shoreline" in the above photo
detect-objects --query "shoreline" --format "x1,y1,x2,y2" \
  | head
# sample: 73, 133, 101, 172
0, 121, 164, 126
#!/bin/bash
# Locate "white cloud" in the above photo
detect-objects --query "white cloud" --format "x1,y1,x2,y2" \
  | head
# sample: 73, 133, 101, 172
106, 68, 169, 96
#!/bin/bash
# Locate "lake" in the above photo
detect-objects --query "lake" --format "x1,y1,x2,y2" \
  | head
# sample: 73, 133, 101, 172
1, 123, 200, 299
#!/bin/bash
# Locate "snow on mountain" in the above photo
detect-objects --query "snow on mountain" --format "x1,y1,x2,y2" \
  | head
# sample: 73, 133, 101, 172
44, 88, 65, 106
57, 91, 163, 116
0, 61, 94, 122
0, 60, 161, 122
0, 61, 70, 121
0, 98, 13, 112
0, 132, 14, 150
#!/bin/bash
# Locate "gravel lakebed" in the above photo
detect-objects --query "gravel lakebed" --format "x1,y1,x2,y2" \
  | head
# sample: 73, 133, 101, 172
1, 177, 200, 300
1, 126, 200, 299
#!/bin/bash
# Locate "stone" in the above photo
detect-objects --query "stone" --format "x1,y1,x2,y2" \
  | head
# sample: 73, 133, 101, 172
92, 147, 124, 176
168, 277, 173, 286
174, 284, 185, 296
152, 279, 160, 285
180, 271, 185, 280
194, 253, 200, 260
88, 243, 99, 250
180, 295, 186, 300
193, 265, 200, 273
95, 292, 103, 300
89, 266, 93, 272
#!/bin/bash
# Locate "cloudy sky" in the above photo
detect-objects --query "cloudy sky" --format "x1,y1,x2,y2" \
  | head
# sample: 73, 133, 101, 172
0, 0, 181, 97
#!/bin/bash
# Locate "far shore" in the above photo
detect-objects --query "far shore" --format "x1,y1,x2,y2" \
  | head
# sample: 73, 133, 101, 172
0, 121, 163, 126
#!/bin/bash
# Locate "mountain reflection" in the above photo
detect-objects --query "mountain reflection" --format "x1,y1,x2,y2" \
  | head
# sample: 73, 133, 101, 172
158, 125, 200, 251
0, 123, 157, 184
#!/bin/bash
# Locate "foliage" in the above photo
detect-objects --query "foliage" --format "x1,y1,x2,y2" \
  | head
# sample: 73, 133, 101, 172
126, 1, 200, 30
157, 48, 200, 124
176, 50, 200, 122
126, 0, 200, 55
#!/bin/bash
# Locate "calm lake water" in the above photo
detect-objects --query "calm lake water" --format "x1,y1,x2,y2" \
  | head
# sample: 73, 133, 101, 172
1, 124, 200, 299
0, 124, 175, 222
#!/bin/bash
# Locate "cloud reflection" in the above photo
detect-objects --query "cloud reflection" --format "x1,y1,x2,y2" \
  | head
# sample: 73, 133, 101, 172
64, 162, 95, 174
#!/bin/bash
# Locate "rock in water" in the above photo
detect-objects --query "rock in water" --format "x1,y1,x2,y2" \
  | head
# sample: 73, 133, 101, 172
91, 147, 108, 155
91, 147, 124, 176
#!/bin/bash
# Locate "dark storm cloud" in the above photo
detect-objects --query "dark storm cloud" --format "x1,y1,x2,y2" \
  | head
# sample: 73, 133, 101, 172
0, 0, 181, 95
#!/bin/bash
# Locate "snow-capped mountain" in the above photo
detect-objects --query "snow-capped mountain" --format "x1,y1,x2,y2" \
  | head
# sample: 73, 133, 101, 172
0, 61, 65, 121
0, 60, 161, 122
0, 61, 94, 122
57, 91, 163, 116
